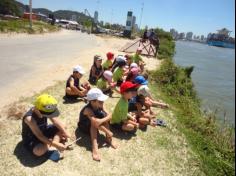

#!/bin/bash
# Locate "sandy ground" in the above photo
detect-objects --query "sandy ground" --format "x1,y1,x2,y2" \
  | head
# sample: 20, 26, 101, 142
0, 30, 160, 112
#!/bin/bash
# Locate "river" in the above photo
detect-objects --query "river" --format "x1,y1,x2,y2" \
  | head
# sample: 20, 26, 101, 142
174, 41, 235, 126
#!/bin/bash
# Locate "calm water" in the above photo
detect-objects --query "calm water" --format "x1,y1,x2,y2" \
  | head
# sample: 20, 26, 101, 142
174, 41, 235, 125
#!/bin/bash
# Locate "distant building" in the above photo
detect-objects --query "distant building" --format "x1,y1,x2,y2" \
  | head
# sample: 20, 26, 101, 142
178, 32, 185, 40
170, 28, 178, 40
94, 11, 98, 24
124, 11, 133, 38
132, 16, 136, 29
201, 35, 205, 41
186, 32, 193, 40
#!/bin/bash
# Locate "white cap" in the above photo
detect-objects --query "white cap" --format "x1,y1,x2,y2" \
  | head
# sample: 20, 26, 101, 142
73, 65, 85, 75
86, 88, 108, 101
103, 70, 113, 83
130, 63, 138, 69
138, 85, 151, 97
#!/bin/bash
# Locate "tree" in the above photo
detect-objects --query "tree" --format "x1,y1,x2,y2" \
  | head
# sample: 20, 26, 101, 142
0, 0, 21, 16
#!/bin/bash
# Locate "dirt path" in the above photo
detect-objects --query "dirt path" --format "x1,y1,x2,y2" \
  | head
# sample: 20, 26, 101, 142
0, 30, 160, 111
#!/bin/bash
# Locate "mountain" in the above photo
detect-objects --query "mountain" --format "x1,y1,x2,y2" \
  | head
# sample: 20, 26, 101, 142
33, 8, 52, 16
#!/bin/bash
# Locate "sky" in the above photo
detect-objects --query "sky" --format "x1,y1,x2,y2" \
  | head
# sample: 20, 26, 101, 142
18, 0, 235, 37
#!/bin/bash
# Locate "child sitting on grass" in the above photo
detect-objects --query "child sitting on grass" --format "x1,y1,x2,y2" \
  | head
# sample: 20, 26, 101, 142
97, 70, 117, 97
110, 82, 139, 132
89, 55, 104, 85
112, 58, 127, 87
132, 47, 145, 72
137, 85, 169, 115
22, 94, 72, 160
78, 88, 117, 161
65, 65, 90, 100
128, 92, 156, 128
102, 52, 114, 70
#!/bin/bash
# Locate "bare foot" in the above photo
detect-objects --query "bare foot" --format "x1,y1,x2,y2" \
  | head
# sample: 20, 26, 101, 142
106, 137, 118, 149
150, 120, 157, 127
92, 150, 101, 162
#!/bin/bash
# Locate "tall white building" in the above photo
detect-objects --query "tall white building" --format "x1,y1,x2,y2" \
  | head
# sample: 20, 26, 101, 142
186, 32, 193, 40
94, 11, 98, 24
124, 11, 133, 37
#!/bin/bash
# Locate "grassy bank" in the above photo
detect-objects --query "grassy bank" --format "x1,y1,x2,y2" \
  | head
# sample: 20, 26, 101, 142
149, 28, 235, 175
0, 19, 60, 34
0, 80, 204, 176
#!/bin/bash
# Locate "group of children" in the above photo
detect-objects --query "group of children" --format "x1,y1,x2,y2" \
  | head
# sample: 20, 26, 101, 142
21, 47, 169, 162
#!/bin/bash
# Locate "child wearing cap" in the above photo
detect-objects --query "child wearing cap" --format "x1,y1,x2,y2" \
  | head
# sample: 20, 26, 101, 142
78, 88, 117, 161
132, 47, 145, 72
110, 82, 139, 132
89, 55, 104, 85
22, 94, 71, 159
97, 70, 116, 97
126, 67, 141, 82
66, 65, 90, 100
136, 85, 169, 115
102, 52, 114, 70
112, 57, 127, 87
128, 87, 157, 128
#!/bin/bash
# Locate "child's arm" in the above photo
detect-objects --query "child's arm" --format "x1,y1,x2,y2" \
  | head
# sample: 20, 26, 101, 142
24, 116, 67, 151
50, 117, 71, 139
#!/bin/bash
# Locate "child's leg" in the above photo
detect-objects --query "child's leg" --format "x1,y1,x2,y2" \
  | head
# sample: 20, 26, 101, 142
33, 143, 48, 157
66, 87, 78, 96
90, 126, 100, 161
139, 117, 150, 125
122, 123, 135, 131
98, 125, 113, 138
102, 122, 117, 149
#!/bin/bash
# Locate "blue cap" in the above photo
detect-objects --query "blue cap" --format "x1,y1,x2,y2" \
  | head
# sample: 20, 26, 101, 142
134, 76, 148, 85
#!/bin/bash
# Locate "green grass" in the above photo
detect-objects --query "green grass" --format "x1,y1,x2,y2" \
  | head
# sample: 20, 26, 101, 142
148, 28, 235, 176
0, 19, 60, 34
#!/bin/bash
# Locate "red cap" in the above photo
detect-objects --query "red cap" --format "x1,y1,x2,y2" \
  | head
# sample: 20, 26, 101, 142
106, 52, 114, 60
120, 81, 138, 94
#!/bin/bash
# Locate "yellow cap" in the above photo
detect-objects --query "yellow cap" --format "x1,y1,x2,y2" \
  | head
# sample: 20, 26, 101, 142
34, 94, 58, 113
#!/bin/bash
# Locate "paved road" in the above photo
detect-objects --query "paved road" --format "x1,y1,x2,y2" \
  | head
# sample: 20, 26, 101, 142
0, 30, 99, 107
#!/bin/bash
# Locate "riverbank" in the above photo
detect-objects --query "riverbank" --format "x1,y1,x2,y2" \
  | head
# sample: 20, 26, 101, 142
150, 28, 235, 175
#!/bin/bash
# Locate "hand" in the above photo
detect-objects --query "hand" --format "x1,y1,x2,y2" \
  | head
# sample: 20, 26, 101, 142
53, 142, 67, 151
62, 131, 72, 140
130, 116, 137, 123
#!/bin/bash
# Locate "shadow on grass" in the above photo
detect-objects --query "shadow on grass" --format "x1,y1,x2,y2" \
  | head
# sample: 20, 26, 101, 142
110, 126, 137, 140
62, 96, 85, 105
14, 141, 48, 167
75, 128, 110, 151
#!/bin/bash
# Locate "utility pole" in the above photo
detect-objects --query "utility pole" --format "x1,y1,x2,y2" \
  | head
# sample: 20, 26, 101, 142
29, 0, 32, 29
139, 2, 144, 30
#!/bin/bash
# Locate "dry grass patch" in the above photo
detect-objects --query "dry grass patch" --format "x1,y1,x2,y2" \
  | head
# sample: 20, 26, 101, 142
0, 80, 204, 176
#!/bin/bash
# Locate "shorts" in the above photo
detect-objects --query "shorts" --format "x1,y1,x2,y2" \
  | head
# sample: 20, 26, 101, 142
23, 125, 59, 153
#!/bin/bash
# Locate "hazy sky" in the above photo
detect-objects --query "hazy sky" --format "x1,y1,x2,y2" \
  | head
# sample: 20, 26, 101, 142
18, 0, 235, 37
